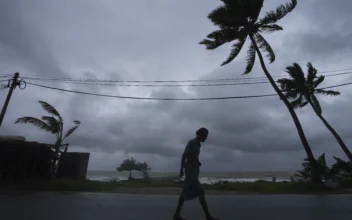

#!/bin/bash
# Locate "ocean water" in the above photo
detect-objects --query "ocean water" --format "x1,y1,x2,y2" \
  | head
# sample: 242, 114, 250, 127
87, 171, 295, 184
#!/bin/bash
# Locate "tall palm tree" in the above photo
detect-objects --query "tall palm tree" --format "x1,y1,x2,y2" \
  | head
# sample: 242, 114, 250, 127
14, 100, 81, 151
277, 62, 352, 162
200, 0, 322, 183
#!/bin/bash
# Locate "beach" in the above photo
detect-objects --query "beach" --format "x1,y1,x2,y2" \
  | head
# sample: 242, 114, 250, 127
87, 170, 294, 183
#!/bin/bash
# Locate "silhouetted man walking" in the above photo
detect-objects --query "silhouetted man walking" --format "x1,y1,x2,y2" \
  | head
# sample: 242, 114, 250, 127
173, 128, 219, 220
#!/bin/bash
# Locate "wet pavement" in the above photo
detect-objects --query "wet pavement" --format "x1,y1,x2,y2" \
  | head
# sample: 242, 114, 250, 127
0, 192, 351, 220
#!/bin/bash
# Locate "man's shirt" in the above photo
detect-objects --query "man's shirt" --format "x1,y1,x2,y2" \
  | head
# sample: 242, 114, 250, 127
183, 138, 201, 165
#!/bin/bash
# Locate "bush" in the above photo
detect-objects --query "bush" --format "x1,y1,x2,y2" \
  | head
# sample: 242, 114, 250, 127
341, 179, 352, 188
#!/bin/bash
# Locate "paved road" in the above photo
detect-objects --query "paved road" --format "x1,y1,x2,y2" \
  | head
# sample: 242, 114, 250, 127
0, 192, 352, 220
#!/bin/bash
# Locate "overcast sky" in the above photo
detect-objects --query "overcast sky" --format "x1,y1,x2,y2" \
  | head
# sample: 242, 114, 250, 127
1, 0, 351, 172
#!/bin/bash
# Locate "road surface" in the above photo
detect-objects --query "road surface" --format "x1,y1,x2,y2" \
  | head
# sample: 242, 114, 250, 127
0, 192, 351, 219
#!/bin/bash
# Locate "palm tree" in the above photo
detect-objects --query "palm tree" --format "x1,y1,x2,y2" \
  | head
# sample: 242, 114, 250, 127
14, 100, 81, 151
200, 0, 322, 183
295, 153, 335, 181
277, 62, 352, 162
331, 157, 352, 179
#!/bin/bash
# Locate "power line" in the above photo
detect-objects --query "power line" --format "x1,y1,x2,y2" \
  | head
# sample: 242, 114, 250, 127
319, 68, 352, 73
20, 68, 352, 84
24, 79, 270, 87
21, 75, 269, 83
26, 82, 278, 100
320, 82, 352, 89
26, 81, 352, 101
0, 79, 10, 83
22, 71, 352, 87
0, 74, 12, 79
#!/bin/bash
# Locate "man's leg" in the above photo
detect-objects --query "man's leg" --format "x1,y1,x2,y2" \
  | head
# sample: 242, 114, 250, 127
198, 189, 220, 220
173, 193, 186, 220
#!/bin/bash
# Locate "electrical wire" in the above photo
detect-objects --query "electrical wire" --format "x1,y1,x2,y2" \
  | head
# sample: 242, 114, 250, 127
21, 70, 352, 85
20, 75, 270, 83
0, 79, 10, 83
20, 71, 352, 87
24, 79, 270, 87
320, 82, 352, 90
0, 74, 13, 78
26, 82, 278, 100
26, 81, 352, 101
22, 68, 352, 82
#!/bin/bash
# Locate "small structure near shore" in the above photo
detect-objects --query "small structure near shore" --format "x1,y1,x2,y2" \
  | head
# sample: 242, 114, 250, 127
56, 152, 90, 180
0, 136, 55, 182
0, 136, 90, 183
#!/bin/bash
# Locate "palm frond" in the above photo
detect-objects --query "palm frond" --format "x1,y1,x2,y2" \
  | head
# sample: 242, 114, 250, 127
313, 76, 325, 88
41, 116, 60, 134
260, 24, 283, 33
331, 157, 352, 174
63, 120, 81, 139
310, 95, 322, 114
299, 101, 309, 108
38, 101, 62, 120
199, 39, 225, 50
289, 95, 304, 109
246, 0, 264, 23
206, 28, 244, 40
201, 27, 247, 50
14, 116, 54, 133
254, 33, 275, 63
259, 0, 297, 24
221, 38, 246, 66
306, 62, 318, 85
285, 63, 306, 84
243, 42, 256, 75
208, 5, 247, 29
285, 90, 299, 99
294, 170, 309, 179
333, 156, 345, 164
315, 89, 340, 96
317, 153, 327, 167
277, 78, 296, 90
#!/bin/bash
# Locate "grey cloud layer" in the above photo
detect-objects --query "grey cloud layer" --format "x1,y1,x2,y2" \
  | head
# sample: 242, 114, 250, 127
1, 0, 351, 171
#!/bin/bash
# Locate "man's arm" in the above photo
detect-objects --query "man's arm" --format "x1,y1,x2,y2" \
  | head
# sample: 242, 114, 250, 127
180, 151, 187, 170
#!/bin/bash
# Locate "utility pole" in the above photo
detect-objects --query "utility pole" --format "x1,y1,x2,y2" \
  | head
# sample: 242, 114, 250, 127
0, 72, 20, 128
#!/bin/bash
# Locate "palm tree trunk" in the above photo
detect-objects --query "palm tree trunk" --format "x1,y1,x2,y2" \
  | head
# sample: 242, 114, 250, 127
249, 34, 322, 184
308, 100, 352, 162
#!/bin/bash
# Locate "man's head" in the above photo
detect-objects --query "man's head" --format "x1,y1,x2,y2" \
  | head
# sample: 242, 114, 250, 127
196, 127, 209, 142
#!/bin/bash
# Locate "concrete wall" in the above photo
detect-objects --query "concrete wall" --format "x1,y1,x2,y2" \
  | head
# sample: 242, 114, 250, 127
0, 140, 55, 181
56, 152, 90, 180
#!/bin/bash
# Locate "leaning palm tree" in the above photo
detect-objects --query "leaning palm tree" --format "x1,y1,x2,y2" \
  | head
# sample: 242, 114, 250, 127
277, 62, 352, 162
14, 100, 81, 150
200, 0, 322, 183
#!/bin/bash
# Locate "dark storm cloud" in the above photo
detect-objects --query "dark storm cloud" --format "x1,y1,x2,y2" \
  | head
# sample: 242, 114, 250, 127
1, 0, 352, 171
0, 1, 68, 78
284, 0, 352, 59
